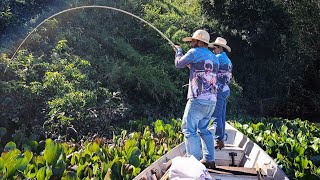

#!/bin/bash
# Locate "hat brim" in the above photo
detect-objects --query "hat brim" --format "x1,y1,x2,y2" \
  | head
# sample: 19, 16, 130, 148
209, 43, 231, 52
182, 37, 209, 44
182, 37, 192, 42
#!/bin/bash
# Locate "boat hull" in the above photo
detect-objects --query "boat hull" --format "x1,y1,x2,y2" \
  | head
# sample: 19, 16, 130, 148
134, 123, 289, 180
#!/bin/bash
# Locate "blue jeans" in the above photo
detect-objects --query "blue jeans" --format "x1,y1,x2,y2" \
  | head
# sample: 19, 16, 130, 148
213, 90, 230, 141
181, 98, 216, 161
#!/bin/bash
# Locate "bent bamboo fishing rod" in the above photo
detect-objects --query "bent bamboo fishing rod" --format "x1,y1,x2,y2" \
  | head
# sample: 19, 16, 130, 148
8, 5, 176, 68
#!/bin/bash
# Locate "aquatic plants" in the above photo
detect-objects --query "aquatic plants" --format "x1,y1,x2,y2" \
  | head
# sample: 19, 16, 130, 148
0, 119, 183, 179
1, 117, 319, 179
230, 117, 320, 179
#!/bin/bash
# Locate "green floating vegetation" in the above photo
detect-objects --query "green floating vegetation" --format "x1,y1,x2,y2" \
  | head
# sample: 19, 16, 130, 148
229, 117, 320, 179
1, 117, 319, 179
0, 119, 183, 179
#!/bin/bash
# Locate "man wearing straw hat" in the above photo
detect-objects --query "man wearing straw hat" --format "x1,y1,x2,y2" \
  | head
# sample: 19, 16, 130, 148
174, 29, 219, 168
209, 37, 232, 150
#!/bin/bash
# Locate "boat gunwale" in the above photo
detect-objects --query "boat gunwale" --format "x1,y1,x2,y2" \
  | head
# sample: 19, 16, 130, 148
134, 122, 289, 180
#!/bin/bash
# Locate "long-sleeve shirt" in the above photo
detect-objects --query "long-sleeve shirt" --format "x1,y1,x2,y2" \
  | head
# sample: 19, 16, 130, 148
216, 52, 232, 92
175, 47, 219, 101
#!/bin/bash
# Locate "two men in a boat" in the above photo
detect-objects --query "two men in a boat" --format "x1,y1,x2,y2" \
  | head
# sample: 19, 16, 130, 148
174, 29, 232, 169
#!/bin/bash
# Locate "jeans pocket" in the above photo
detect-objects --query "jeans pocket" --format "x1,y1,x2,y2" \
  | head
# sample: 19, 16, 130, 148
190, 100, 211, 120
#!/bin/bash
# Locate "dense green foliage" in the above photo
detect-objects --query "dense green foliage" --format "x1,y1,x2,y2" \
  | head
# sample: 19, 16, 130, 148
0, 0, 190, 140
230, 117, 320, 179
1, 118, 319, 179
0, 119, 183, 179
1, 41, 125, 140
1, 0, 319, 129
202, 0, 320, 118
0, 0, 67, 52
1, 2, 318, 113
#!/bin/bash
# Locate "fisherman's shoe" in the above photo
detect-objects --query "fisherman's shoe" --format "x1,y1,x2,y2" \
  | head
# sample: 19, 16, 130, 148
215, 140, 225, 150
200, 159, 216, 169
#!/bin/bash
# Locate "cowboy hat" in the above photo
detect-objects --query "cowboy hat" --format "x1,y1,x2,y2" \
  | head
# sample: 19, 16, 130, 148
209, 37, 231, 52
182, 29, 210, 44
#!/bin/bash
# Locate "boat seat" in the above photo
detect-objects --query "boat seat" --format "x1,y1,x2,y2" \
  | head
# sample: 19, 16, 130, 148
208, 166, 258, 180
215, 145, 245, 167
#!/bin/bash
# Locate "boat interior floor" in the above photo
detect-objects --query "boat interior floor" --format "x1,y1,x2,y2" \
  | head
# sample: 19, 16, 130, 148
208, 166, 260, 180
207, 142, 261, 179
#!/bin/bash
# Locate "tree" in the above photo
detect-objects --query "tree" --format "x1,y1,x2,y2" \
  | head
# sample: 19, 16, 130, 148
202, 0, 320, 118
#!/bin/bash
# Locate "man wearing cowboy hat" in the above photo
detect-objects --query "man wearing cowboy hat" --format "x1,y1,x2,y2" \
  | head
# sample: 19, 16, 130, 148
174, 29, 219, 168
209, 37, 232, 150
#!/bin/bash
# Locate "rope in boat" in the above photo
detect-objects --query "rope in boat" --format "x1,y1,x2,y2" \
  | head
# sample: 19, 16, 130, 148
8, 5, 176, 70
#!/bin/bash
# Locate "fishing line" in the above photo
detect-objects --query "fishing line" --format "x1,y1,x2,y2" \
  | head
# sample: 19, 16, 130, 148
7, 5, 176, 71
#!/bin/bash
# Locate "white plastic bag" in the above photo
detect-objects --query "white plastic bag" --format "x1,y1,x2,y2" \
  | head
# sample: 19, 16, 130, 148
169, 156, 212, 180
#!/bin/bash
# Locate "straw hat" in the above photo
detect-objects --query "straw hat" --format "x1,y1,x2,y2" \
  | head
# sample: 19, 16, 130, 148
209, 37, 231, 52
182, 29, 210, 44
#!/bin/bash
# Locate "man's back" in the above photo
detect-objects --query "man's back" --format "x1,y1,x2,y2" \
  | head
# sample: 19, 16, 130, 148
175, 47, 219, 101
